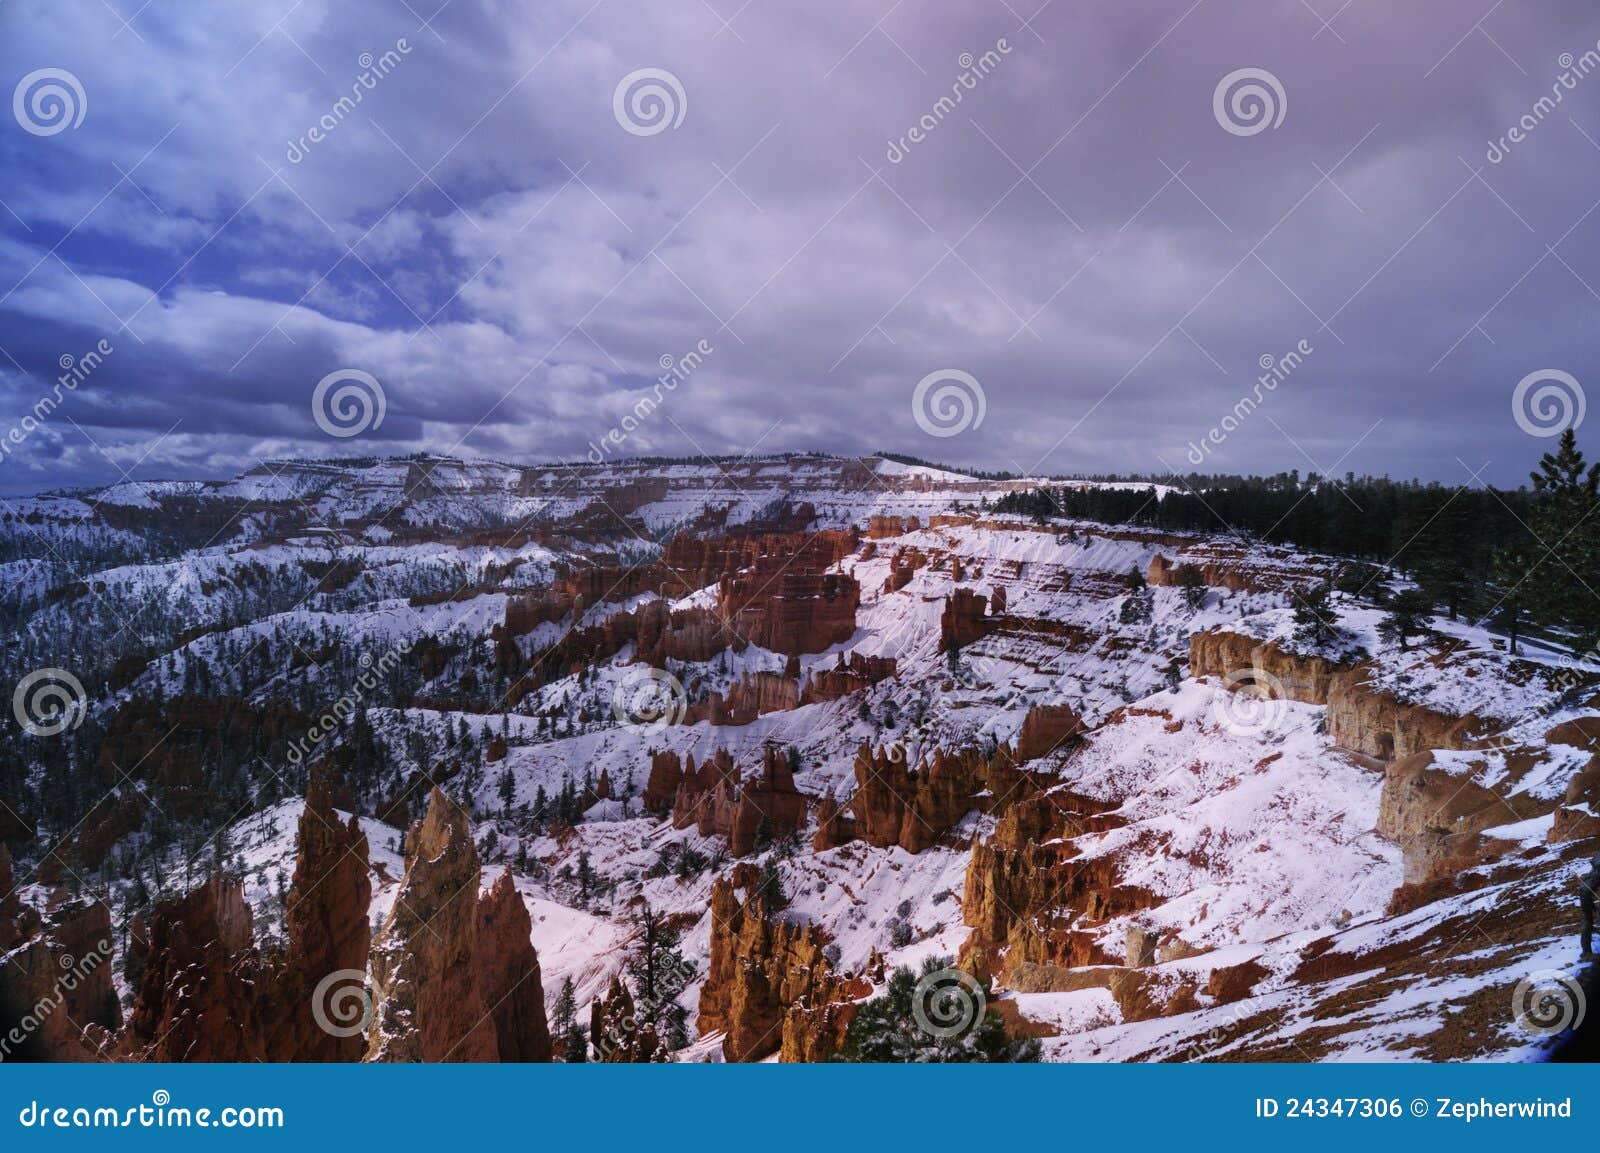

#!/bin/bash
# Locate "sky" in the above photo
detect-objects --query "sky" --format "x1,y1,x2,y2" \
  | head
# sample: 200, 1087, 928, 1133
2, 0, 1599, 494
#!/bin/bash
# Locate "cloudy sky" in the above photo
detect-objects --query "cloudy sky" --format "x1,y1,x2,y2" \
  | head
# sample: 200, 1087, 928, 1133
1, 0, 1598, 493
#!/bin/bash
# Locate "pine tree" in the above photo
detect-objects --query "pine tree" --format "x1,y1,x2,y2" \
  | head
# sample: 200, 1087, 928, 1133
1176, 563, 1206, 610
1489, 542, 1534, 656
624, 905, 694, 1051
552, 976, 578, 1039
832, 956, 1041, 1063
576, 851, 593, 903
1291, 582, 1340, 651
1379, 588, 1433, 651
1526, 429, 1600, 648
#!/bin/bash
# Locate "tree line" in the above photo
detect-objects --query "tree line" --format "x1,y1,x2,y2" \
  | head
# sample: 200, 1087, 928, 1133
993, 433, 1600, 655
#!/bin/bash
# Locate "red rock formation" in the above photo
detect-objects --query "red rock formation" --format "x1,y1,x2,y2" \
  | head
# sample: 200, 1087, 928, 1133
366, 789, 498, 1062
959, 787, 1148, 982
671, 746, 807, 856
123, 876, 266, 1061
848, 743, 993, 854
684, 670, 801, 725
940, 588, 995, 650
1015, 703, 1085, 763
811, 794, 857, 851
474, 870, 553, 1062
882, 547, 926, 594
720, 570, 860, 656
590, 974, 665, 1062
643, 750, 686, 815
800, 652, 897, 704
263, 776, 372, 1062
0, 897, 119, 1061
698, 878, 858, 1062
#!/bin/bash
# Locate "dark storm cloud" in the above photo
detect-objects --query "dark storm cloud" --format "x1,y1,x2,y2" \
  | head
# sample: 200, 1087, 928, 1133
2, 0, 1599, 493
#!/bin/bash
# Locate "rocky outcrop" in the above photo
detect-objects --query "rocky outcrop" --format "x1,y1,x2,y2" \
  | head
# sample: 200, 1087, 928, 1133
262, 776, 373, 1062
960, 787, 1150, 982
590, 975, 664, 1062
1015, 703, 1085, 763
1188, 631, 1348, 706
671, 746, 807, 856
1189, 630, 1480, 762
643, 749, 686, 815
940, 588, 995, 650
698, 878, 861, 1062
721, 571, 860, 656
0, 897, 119, 1061
123, 876, 265, 1061
1150, 548, 1329, 594
800, 652, 897, 704
1326, 676, 1480, 762
848, 744, 990, 854
366, 789, 498, 1062
811, 794, 857, 851
683, 670, 800, 725
474, 870, 552, 1062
